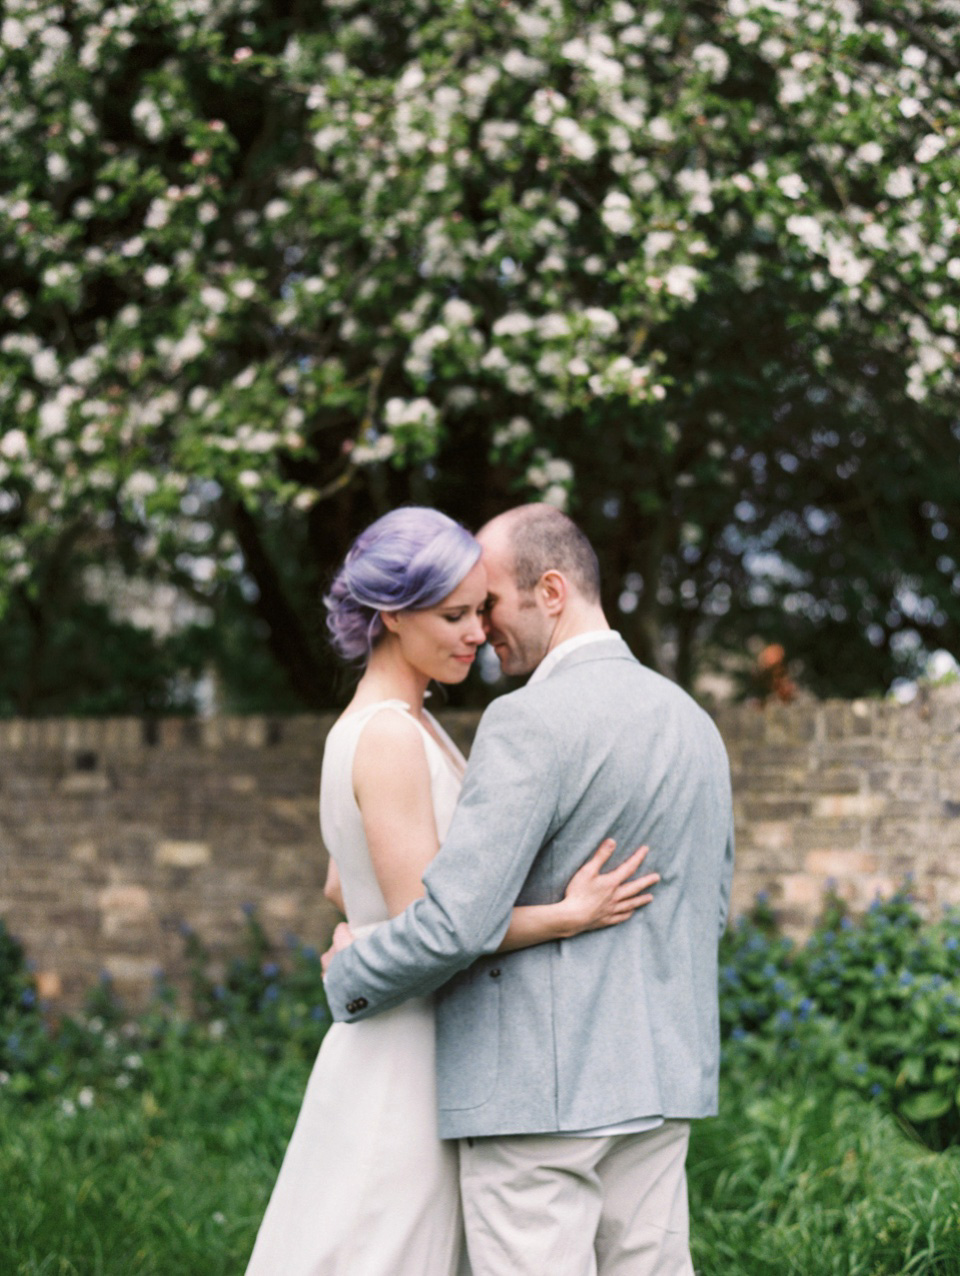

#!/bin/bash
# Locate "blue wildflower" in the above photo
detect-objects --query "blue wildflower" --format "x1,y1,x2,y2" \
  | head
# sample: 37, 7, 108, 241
899, 971, 914, 987
870, 1083, 883, 1097
873, 963, 888, 977
262, 962, 279, 979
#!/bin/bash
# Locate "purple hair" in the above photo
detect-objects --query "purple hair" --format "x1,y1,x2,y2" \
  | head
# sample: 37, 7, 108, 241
324, 507, 482, 661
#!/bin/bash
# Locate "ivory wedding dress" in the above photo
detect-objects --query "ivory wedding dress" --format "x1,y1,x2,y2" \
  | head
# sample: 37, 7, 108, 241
245, 700, 470, 1276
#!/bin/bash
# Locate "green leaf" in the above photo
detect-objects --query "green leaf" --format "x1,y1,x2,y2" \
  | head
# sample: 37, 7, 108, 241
899, 1091, 953, 1123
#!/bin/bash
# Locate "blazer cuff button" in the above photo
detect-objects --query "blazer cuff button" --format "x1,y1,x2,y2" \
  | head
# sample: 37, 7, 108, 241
489, 968, 501, 979
355, 997, 368, 1009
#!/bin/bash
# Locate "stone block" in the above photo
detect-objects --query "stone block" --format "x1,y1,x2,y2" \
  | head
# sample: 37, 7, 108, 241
228, 775, 258, 794
155, 840, 212, 868
99, 884, 152, 918
60, 772, 112, 795
748, 821, 794, 851
808, 770, 862, 795
804, 849, 879, 877
778, 873, 825, 908
760, 704, 818, 743
35, 970, 62, 999
102, 955, 159, 983
70, 840, 98, 863
812, 794, 885, 819
263, 892, 300, 922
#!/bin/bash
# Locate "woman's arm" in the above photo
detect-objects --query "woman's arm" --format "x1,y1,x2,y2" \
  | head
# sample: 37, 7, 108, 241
353, 711, 658, 945
498, 840, 659, 952
323, 859, 346, 915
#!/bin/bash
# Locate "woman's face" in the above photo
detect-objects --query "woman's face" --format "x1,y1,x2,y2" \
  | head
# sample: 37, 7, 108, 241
386, 559, 488, 684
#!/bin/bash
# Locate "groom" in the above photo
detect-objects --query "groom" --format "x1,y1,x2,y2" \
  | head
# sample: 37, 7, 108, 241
324, 504, 734, 1275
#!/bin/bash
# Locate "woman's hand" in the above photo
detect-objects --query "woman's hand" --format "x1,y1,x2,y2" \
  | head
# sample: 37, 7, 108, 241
321, 921, 355, 975
561, 840, 659, 935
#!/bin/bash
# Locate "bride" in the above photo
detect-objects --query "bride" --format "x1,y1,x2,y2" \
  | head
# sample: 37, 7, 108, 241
244, 507, 658, 1276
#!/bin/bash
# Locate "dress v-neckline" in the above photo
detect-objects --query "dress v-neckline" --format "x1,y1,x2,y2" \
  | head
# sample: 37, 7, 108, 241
338, 698, 466, 780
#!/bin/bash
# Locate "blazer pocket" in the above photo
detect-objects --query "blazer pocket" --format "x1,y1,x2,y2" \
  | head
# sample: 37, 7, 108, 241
435, 964, 501, 1111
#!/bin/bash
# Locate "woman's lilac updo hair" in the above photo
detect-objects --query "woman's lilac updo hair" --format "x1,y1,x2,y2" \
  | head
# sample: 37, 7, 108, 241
324, 507, 482, 662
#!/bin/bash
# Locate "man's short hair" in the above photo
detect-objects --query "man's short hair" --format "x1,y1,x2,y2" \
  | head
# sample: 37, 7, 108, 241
506, 505, 601, 602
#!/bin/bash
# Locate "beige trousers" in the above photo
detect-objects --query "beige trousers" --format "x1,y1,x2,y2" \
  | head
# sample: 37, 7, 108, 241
459, 1120, 694, 1276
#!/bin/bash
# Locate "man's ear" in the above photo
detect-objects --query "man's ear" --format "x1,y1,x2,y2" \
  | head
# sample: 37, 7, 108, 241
538, 570, 567, 616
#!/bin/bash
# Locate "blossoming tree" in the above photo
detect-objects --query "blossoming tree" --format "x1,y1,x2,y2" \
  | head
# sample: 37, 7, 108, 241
1, 0, 958, 707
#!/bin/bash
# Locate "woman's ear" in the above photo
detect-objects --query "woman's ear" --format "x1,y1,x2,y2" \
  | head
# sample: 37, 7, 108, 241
538, 570, 567, 617
380, 610, 401, 636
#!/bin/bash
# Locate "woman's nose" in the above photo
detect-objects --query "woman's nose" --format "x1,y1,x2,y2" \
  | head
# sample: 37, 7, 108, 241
466, 617, 486, 645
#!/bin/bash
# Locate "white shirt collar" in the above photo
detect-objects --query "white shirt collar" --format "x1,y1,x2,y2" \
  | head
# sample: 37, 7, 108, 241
528, 630, 623, 685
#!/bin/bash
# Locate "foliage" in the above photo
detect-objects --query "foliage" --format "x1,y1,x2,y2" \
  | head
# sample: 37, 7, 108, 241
4, 905, 960, 1269
688, 1061, 960, 1275
182, 907, 331, 1058
721, 888, 960, 1151
1, 0, 959, 708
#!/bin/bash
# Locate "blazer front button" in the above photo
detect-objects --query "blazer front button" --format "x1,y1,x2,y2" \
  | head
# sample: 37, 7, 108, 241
489, 968, 501, 979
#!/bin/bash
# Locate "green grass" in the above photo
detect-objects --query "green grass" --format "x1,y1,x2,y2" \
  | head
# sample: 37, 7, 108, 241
0, 1034, 308, 1276
689, 1057, 960, 1274
3, 1035, 959, 1275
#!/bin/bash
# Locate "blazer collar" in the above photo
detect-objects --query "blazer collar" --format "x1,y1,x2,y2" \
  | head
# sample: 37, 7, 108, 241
537, 636, 639, 680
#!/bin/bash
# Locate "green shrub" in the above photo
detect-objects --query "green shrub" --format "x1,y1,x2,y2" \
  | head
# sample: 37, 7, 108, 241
720, 888, 960, 1150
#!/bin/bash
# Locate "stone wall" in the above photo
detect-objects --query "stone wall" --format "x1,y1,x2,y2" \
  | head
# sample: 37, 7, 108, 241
722, 687, 960, 931
2, 688, 959, 1008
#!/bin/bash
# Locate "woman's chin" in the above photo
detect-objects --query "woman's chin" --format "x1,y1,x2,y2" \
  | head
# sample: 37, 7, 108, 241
431, 663, 473, 685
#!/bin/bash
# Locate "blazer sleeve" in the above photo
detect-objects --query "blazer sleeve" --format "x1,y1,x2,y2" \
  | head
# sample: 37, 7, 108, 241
718, 812, 735, 937
323, 694, 562, 1022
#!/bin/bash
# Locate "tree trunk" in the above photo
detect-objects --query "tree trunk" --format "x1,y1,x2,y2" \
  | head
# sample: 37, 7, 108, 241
228, 500, 327, 707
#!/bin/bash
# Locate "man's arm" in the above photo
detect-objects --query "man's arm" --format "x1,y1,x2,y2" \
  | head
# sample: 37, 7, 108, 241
718, 804, 735, 938
324, 695, 562, 1021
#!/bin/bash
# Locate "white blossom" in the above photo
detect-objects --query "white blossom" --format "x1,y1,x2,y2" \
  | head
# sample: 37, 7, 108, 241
601, 191, 635, 236
664, 265, 699, 303
552, 116, 597, 161
583, 307, 619, 336
885, 167, 916, 199
144, 265, 170, 288
125, 472, 158, 499
492, 312, 535, 338
777, 173, 807, 200
692, 43, 729, 81
915, 134, 946, 164
855, 142, 883, 164
0, 430, 29, 460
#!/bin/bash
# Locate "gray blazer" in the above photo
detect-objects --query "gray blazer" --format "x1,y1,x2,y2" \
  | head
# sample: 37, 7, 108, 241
324, 640, 735, 1139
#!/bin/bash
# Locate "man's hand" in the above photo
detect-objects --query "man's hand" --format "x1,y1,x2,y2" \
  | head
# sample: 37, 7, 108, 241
321, 921, 356, 975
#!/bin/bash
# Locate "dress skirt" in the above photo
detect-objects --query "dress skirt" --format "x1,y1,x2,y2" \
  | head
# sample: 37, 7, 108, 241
244, 996, 466, 1276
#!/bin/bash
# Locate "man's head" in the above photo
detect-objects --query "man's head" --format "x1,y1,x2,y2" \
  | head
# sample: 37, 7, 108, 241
477, 504, 604, 676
